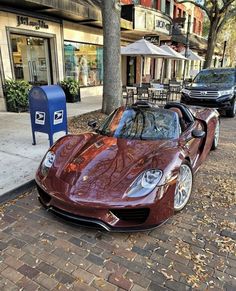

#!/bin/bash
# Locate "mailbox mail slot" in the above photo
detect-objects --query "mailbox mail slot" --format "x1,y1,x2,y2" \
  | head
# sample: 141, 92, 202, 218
29, 85, 68, 146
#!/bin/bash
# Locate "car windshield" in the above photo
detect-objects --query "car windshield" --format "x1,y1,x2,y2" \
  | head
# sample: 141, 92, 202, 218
193, 70, 235, 85
98, 107, 179, 140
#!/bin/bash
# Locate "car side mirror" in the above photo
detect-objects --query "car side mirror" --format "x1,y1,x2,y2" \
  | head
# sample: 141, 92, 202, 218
192, 129, 205, 139
88, 120, 97, 129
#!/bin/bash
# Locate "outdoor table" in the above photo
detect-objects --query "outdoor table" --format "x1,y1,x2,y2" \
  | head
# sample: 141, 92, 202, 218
148, 87, 168, 104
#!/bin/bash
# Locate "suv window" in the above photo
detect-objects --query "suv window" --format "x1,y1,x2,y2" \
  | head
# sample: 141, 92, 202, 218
194, 70, 235, 85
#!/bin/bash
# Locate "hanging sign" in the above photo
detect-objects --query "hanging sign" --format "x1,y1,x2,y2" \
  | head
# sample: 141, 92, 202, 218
144, 35, 160, 45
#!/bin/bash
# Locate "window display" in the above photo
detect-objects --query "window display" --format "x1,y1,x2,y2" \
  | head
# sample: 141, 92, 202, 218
64, 41, 103, 86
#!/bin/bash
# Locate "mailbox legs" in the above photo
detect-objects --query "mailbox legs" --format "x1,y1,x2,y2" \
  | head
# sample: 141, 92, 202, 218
49, 134, 53, 147
32, 130, 36, 145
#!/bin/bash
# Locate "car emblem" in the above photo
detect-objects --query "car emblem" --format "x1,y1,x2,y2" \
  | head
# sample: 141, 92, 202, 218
82, 175, 88, 181
200, 91, 207, 95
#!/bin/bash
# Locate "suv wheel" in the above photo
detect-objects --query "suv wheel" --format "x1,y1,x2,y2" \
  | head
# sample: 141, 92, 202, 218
226, 98, 236, 118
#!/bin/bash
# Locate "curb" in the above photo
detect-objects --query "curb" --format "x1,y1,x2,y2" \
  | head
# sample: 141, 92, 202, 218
0, 179, 36, 205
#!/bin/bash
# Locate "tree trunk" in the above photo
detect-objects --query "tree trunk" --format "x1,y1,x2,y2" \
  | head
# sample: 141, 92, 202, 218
101, 0, 122, 115
203, 18, 219, 68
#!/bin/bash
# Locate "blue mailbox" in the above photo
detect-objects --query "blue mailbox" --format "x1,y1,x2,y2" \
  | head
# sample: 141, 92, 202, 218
29, 85, 68, 146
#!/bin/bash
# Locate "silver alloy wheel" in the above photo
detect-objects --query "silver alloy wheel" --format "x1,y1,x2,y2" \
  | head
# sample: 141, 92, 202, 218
214, 119, 220, 147
234, 101, 236, 115
174, 164, 193, 211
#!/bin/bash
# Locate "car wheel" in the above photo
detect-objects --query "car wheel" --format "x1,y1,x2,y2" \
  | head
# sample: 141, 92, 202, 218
211, 119, 220, 150
226, 98, 236, 118
174, 162, 193, 212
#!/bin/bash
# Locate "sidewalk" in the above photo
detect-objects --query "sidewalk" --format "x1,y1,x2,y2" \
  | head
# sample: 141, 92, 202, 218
0, 95, 102, 200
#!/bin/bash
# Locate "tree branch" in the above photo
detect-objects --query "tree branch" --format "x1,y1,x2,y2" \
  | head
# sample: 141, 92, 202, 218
176, 0, 211, 18
216, 8, 236, 33
219, 0, 235, 14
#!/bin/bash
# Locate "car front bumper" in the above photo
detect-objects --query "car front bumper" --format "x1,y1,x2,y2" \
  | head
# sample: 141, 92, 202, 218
181, 93, 234, 110
36, 176, 175, 231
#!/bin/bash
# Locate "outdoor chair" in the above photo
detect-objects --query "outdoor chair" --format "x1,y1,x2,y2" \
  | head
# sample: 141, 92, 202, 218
123, 86, 135, 105
137, 87, 149, 101
168, 82, 182, 101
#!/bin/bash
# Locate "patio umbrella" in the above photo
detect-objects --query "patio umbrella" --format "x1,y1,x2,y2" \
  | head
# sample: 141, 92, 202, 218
180, 48, 204, 61
121, 39, 172, 86
160, 45, 187, 60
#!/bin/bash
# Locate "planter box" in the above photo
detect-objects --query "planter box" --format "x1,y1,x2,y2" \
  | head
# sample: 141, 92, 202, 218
62, 87, 81, 103
6, 101, 28, 113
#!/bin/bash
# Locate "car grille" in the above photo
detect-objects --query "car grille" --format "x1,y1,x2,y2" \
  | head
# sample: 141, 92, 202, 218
37, 185, 51, 205
190, 90, 219, 99
110, 208, 150, 224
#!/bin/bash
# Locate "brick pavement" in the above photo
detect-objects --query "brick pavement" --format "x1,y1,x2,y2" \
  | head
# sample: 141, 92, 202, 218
0, 117, 235, 291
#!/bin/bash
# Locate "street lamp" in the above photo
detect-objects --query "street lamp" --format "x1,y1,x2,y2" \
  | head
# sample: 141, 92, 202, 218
172, 17, 191, 81
182, 17, 191, 81
220, 32, 230, 67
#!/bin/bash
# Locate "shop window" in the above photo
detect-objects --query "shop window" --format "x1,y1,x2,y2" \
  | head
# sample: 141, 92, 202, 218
64, 41, 103, 87
177, 8, 181, 17
165, 0, 171, 15
193, 17, 197, 33
198, 21, 202, 35
10, 34, 51, 85
152, 0, 157, 9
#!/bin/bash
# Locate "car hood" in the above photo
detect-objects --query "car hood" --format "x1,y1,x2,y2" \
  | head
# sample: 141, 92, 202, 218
48, 134, 178, 202
187, 83, 234, 90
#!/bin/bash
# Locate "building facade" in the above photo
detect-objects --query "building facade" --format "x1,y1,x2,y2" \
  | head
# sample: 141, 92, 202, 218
0, 0, 206, 111
0, 0, 114, 111
120, 0, 175, 85
171, 0, 205, 79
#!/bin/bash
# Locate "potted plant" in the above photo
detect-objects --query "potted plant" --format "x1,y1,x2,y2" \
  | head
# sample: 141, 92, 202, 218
59, 78, 81, 103
4, 79, 31, 112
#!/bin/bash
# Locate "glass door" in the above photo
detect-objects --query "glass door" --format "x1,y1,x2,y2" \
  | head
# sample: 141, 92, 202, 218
10, 34, 51, 85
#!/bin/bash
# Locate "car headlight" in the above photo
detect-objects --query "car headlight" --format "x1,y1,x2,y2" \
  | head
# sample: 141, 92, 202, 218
40, 151, 55, 176
125, 169, 162, 198
218, 89, 234, 97
181, 88, 191, 96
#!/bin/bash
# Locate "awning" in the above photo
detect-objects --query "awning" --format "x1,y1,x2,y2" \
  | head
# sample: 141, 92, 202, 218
180, 49, 204, 61
160, 45, 187, 60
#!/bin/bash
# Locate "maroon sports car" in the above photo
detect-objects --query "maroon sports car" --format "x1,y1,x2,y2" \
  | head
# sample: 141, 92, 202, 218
36, 101, 220, 231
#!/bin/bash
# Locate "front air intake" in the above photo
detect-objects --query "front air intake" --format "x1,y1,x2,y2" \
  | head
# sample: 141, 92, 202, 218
110, 208, 150, 224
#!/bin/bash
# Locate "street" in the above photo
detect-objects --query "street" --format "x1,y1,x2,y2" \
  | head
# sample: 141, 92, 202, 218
0, 116, 235, 291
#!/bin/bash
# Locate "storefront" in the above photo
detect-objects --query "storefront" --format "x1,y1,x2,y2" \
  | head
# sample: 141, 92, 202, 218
0, 10, 63, 111
121, 4, 172, 85
63, 21, 104, 98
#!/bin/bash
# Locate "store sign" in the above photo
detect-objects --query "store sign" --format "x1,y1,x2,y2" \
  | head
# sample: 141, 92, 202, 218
16, 15, 49, 30
155, 16, 171, 35
134, 8, 171, 36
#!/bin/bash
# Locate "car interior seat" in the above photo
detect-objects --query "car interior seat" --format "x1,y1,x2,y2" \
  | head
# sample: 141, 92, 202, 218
168, 107, 187, 132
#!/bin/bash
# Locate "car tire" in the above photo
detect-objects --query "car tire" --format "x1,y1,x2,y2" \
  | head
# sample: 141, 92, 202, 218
174, 161, 193, 212
211, 119, 220, 150
226, 98, 236, 118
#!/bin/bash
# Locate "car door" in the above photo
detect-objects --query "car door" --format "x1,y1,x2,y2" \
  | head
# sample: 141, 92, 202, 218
180, 120, 205, 170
